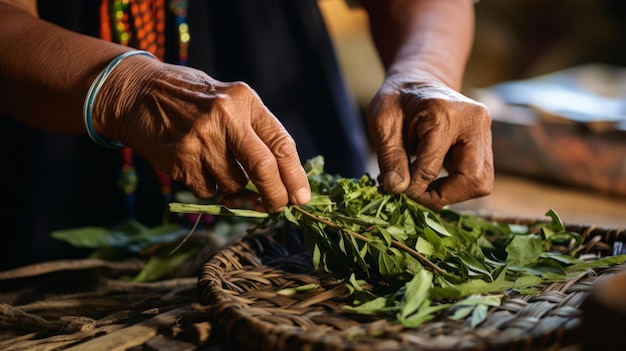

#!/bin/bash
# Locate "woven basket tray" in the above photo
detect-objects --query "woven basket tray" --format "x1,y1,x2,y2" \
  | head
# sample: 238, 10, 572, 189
198, 217, 626, 351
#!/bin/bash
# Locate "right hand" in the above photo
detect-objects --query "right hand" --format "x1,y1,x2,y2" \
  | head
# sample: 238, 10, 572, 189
367, 74, 493, 211
93, 54, 311, 213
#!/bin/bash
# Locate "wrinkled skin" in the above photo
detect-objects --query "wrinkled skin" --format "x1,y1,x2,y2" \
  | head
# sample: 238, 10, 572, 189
0, 0, 491, 215
94, 56, 311, 213
367, 73, 494, 211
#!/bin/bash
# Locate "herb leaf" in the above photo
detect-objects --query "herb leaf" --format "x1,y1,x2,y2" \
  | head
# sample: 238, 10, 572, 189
169, 155, 624, 328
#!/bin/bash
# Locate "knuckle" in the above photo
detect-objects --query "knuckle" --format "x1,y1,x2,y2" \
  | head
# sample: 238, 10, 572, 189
210, 93, 233, 113
466, 171, 494, 197
414, 165, 441, 183
271, 134, 298, 159
405, 179, 428, 199
210, 81, 254, 108
467, 104, 493, 127
246, 156, 278, 182
219, 182, 245, 194
225, 81, 257, 100
230, 80, 252, 91
169, 166, 192, 188
174, 136, 203, 161
193, 187, 217, 200
429, 201, 445, 212
415, 194, 444, 212
473, 181, 493, 197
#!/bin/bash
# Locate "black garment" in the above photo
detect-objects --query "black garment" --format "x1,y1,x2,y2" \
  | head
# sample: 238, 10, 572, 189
185, 1, 369, 175
0, 0, 369, 269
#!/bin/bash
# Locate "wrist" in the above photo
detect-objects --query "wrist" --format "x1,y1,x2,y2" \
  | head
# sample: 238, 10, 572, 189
83, 50, 157, 148
387, 61, 464, 92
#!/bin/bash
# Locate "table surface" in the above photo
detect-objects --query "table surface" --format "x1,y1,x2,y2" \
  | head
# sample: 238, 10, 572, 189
449, 173, 626, 228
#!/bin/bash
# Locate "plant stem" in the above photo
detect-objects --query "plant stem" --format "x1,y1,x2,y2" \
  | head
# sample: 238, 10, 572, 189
291, 205, 445, 274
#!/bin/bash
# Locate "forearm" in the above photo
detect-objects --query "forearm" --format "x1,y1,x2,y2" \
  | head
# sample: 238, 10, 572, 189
362, 0, 474, 91
0, 2, 129, 133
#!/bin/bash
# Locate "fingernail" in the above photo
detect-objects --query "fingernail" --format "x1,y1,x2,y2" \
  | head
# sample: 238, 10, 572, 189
383, 171, 403, 191
294, 187, 311, 205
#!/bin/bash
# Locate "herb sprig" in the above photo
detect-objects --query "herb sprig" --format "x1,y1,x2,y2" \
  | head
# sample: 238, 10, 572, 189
169, 156, 626, 327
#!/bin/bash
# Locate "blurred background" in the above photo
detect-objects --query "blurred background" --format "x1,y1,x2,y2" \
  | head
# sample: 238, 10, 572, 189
319, 0, 626, 227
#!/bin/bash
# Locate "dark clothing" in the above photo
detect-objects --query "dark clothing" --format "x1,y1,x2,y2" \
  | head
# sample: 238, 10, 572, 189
0, 0, 369, 269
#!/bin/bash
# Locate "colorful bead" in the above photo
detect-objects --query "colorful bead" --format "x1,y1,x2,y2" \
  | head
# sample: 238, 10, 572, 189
99, 0, 190, 221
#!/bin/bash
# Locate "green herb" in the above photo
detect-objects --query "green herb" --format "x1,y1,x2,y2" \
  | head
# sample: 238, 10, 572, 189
51, 219, 206, 282
169, 155, 626, 327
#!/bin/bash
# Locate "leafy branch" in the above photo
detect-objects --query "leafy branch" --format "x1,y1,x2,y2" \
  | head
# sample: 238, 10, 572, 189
169, 156, 626, 328
291, 204, 444, 274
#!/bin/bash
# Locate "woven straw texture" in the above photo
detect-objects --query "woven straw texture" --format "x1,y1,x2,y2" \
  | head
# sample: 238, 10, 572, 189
198, 218, 626, 351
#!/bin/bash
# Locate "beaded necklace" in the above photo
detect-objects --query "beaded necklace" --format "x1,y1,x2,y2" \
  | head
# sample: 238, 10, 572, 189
98, 0, 189, 222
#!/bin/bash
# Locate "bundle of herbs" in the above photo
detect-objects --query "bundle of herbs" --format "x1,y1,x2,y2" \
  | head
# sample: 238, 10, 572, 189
172, 155, 626, 328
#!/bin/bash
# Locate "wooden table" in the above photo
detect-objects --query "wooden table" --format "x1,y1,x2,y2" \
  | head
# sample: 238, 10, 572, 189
450, 173, 626, 228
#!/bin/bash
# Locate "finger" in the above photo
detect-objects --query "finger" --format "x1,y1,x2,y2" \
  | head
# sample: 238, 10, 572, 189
192, 168, 219, 199
164, 130, 243, 199
274, 140, 311, 206
249, 107, 311, 208
220, 99, 301, 213
170, 156, 219, 199
368, 100, 410, 194
415, 132, 494, 210
203, 149, 249, 194
404, 112, 452, 200
228, 137, 285, 213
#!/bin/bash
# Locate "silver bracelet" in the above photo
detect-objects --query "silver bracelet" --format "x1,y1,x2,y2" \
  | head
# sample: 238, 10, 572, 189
83, 50, 155, 148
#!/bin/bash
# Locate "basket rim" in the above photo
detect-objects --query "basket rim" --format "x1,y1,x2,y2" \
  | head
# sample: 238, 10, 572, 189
198, 218, 626, 351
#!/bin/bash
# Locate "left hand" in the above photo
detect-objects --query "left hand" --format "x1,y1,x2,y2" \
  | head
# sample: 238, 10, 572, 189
367, 73, 494, 210
94, 57, 311, 213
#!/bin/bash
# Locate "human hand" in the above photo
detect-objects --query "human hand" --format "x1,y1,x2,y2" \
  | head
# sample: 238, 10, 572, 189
367, 74, 493, 210
93, 56, 311, 212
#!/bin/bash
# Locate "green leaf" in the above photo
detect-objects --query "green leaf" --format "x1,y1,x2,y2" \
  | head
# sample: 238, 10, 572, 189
342, 296, 393, 315
400, 270, 433, 318
455, 251, 493, 280
453, 294, 502, 308
311, 243, 321, 270
513, 275, 543, 288
132, 248, 198, 282
381, 225, 412, 242
245, 180, 259, 193
415, 237, 435, 257
540, 252, 581, 265
508, 257, 567, 276
448, 294, 502, 326
281, 206, 299, 225
540, 271, 569, 283
51, 221, 191, 253
424, 212, 452, 237
566, 254, 626, 272
303, 155, 326, 177
506, 234, 543, 265
376, 226, 394, 247
432, 273, 542, 300
470, 304, 489, 327
304, 194, 336, 210
422, 227, 447, 260
165, 155, 626, 330
450, 306, 473, 320
398, 300, 450, 328
51, 227, 126, 249
277, 283, 320, 296
545, 209, 565, 232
